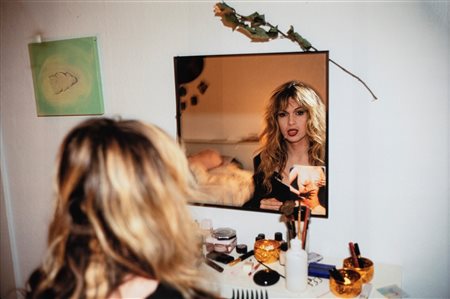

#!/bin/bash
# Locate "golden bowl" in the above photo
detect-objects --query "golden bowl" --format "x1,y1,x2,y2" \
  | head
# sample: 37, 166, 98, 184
343, 257, 374, 283
254, 239, 280, 264
329, 268, 362, 298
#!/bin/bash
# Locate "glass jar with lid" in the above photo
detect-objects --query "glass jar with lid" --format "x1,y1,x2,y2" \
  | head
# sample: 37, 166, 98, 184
205, 227, 237, 253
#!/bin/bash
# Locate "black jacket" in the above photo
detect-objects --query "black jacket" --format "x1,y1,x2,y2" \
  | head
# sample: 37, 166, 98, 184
243, 154, 296, 209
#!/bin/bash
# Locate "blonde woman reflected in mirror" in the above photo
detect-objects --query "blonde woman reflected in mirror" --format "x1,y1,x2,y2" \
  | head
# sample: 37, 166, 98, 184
243, 81, 327, 216
24, 118, 219, 299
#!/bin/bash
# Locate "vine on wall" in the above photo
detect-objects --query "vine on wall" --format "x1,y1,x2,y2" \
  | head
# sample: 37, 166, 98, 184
214, 2, 378, 101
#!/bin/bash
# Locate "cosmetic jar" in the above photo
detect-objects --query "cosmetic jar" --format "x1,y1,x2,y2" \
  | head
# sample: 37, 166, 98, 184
205, 227, 237, 253
254, 239, 280, 264
236, 244, 248, 254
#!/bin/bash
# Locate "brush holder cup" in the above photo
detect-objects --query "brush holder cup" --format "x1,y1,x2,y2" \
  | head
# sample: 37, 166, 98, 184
343, 257, 374, 283
329, 268, 362, 298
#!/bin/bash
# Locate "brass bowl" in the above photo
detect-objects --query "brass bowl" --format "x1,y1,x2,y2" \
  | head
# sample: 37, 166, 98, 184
254, 239, 280, 264
343, 257, 374, 283
329, 268, 362, 298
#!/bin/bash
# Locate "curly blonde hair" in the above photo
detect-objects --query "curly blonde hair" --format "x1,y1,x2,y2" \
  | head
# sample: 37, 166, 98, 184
258, 81, 326, 192
25, 118, 212, 299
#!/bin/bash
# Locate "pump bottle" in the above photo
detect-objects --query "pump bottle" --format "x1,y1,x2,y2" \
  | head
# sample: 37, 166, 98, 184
285, 237, 308, 292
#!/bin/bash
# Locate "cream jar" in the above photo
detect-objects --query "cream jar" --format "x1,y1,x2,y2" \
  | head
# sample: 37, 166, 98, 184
254, 239, 280, 264
205, 227, 237, 253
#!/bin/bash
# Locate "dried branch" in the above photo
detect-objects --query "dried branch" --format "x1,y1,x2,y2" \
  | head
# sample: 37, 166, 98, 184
214, 2, 378, 101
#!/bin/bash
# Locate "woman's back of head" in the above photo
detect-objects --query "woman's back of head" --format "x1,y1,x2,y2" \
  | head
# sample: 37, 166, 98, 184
26, 117, 210, 299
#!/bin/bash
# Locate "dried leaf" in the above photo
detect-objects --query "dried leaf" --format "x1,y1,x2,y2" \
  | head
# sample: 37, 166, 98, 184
266, 26, 279, 39
287, 25, 312, 51
214, 2, 234, 16
221, 13, 240, 30
250, 26, 271, 41
237, 25, 270, 41
243, 12, 266, 27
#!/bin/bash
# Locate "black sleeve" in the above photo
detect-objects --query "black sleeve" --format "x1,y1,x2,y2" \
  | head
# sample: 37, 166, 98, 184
242, 154, 293, 209
242, 155, 264, 209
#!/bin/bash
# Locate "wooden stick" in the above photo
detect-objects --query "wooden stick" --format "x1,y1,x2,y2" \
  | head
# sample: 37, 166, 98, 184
349, 242, 360, 267
301, 208, 311, 250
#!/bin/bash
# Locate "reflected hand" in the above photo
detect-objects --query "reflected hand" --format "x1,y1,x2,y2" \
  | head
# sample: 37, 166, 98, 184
299, 181, 320, 210
317, 168, 326, 187
260, 197, 283, 211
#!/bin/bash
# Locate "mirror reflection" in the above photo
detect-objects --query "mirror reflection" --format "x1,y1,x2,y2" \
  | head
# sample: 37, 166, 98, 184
174, 52, 328, 217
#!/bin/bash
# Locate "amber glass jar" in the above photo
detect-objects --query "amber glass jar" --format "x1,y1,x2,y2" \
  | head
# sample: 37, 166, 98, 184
254, 239, 280, 264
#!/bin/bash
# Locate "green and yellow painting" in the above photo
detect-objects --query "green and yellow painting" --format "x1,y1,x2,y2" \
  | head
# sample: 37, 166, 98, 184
29, 37, 104, 116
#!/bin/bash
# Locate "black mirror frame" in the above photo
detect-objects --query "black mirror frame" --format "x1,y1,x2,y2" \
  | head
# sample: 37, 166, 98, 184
174, 51, 329, 218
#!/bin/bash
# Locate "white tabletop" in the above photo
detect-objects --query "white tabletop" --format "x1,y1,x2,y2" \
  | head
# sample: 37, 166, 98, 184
202, 255, 402, 298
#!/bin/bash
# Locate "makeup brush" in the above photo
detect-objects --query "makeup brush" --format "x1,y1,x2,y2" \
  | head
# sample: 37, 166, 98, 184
228, 250, 255, 266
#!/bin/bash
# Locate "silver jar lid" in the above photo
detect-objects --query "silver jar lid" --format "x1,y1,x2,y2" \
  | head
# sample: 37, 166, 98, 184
212, 227, 236, 240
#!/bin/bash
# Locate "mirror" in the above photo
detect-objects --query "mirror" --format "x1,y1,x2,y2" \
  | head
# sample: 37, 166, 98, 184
174, 51, 328, 217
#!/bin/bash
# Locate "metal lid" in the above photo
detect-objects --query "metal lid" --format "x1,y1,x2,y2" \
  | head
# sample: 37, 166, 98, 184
212, 227, 236, 240
274, 232, 283, 241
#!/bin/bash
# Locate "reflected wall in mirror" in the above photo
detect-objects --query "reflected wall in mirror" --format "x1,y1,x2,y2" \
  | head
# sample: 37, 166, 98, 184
174, 51, 328, 218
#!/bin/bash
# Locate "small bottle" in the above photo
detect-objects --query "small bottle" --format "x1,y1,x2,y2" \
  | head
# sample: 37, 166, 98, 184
279, 242, 288, 266
199, 219, 212, 242
274, 232, 283, 243
255, 234, 265, 242
285, 237, 307, 292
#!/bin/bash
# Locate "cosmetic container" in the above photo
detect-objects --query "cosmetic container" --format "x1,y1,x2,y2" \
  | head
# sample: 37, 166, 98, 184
278, 242, 288, 266
274, 232, 283, 242
254, 239, 280, 264
343, 257, 374, 283
199, 218, 213, 242
329, 268, 362, 298
236, 244, 248, 254
205, 227, 237, 253
285, 237, 307, 292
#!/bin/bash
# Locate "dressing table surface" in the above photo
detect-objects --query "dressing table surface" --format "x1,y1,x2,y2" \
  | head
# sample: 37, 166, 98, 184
203, 255, 402, 298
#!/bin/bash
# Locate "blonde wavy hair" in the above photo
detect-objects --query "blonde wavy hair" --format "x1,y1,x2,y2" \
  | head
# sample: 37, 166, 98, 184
258, 81, 326, 192
25, 118, 212, 299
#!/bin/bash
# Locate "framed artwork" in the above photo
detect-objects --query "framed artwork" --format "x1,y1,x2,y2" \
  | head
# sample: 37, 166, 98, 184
28, 36, 104, 116
174, 51, 329, 218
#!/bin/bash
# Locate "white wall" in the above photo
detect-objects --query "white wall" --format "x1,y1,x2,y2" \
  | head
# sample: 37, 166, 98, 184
1, 1, 448, 298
